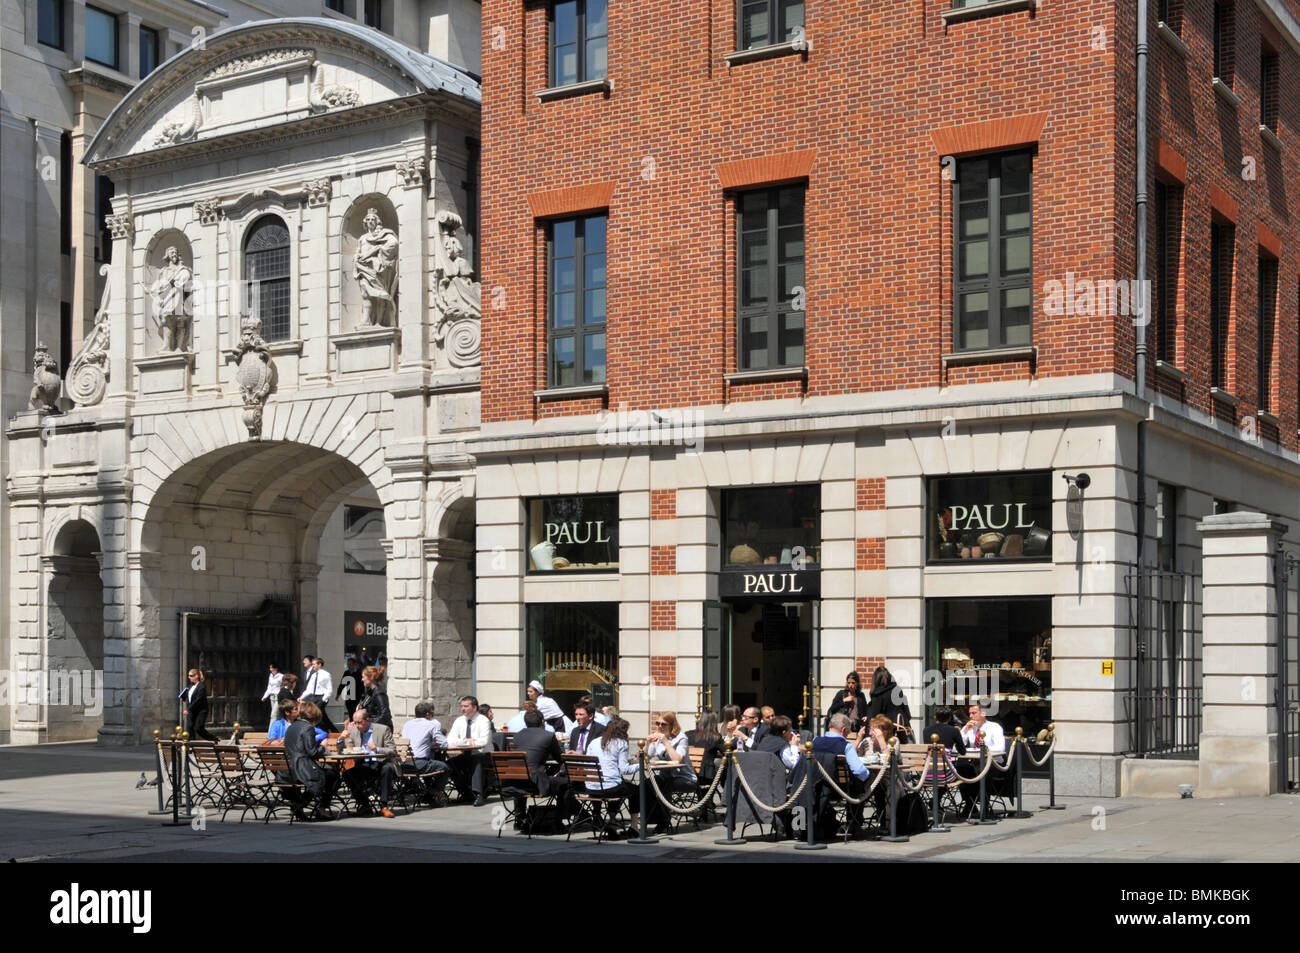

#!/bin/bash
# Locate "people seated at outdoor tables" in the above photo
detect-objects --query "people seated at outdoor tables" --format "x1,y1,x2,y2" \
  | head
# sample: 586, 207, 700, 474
568, 700, 605, 754
855, 714, 894, 760
510, 709, 570, 823
399, 701, 450, 773
356, 666, 392, 729
925, 706, 967, 756
685, 711, 725, 783
446, 694, 492, 806
526, 680, 566, 732
720, 704, 743, 742
582, 716, 644, 834
756, 714, 800, 771
268, 699, 327, 744
825, 670, 869, 732
643, 711, 697, 790
506, 700, 537, 733
338, 708, 401, 818
960, 702, 1006, 754
815, 713, 873, 780
865, 667, 914, 741
728, 706, 763, 749
284, 701, 340, 821
583, 696, 611, 726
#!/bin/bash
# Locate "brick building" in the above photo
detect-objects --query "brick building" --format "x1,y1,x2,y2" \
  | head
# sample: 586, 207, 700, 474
472, 0, 1300, 796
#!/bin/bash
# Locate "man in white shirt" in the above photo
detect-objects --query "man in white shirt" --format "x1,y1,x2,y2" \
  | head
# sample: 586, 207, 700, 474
960, 702, 1007, 755
446, 695, 492, 806
400, 701, 449, 772
526, 680, 565, 732
299, 657, 338, 732
261, 663, 284, 726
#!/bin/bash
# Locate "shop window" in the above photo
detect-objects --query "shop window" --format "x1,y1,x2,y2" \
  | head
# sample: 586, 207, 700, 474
928, 471, 1052, 562
928, 597, 1052, 738
343, 505, 385, 574
723, 484, 820, 567
526, 603, 619, 714
526, 495, 618, 572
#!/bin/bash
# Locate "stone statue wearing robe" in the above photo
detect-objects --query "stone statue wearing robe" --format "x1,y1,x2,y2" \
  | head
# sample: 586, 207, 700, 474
353, 208, 398, 327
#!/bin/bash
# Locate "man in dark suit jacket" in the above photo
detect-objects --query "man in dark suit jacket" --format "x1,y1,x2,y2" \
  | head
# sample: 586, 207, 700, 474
510, 710, 570, 825
338, 708, 401, 817
285, 711, 340, 818
568, 700, 605, 754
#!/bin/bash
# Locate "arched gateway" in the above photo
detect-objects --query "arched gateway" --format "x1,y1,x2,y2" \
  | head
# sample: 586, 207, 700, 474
5, 19, 481, 743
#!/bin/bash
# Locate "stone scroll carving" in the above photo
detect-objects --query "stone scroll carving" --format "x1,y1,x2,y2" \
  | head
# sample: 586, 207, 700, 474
308, 62, 360, 112
66, 263, 112, 407
152, 92, 202, 147
234, 316, 276, 439
353, 208, 399, 328
433, 211, 481, 368
29, 343, 62, 414
148, 246, 194, 352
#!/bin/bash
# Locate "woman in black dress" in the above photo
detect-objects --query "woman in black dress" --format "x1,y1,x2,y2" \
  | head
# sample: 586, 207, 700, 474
356, 665, 392, 729
824, 671, 869, 732
864, 667, 913, 741
277, 673, 299, 704
180, 669, 217, 742
685, 711, 725, 784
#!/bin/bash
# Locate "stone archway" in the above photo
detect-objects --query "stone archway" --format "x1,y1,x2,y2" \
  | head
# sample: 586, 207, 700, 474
44, 519, 106, 741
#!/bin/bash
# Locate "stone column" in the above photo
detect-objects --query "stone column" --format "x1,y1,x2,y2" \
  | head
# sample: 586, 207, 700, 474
33, 121, 63, 366
1196, 511, 1286, 796
383, 473, 428, 721
292, 562, 322, 658
116, 550, 164, 744
394, 157, 428, 370
425, 537, 475, 718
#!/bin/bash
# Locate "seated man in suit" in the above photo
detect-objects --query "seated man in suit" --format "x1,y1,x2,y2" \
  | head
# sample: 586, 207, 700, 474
511, 709, 569, 826
339, 708, 401, 818
285, 701, 341, 820
568, 700, 605, 754
755, 714, 801, 770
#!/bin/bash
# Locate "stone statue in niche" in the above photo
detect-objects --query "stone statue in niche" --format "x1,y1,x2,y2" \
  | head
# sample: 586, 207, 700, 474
353, 208, 398, 328
432, 211, 481, 368
148, 246, 194, 352
66, 263, 112, 407
234, 315, 276, 439
29, 343, 62, 414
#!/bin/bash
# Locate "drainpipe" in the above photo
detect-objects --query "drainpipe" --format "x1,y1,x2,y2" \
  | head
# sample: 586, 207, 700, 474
1134, 0, 1150, 755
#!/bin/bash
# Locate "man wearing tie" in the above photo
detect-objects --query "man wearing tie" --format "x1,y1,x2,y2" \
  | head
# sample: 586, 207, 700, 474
299, 657, 338, 732
568, 700, 605, 754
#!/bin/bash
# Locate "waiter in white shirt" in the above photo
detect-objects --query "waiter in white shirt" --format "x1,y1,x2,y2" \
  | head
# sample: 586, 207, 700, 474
299, 657, 338, 732
446, 695, 492, 806
960, 702, 1007, 755
526, 680, 565, 732
261, 663, 284, 727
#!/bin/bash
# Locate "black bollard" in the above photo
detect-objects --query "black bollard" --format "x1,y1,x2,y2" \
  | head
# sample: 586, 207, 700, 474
930, 734, 950, 833
794, 741, 826, 850
626, 749, 659, 844
148, 730, 170, 816
882, 737, 908, 842
164, 735, 193, 825
1007, 727, 1033, 818
714, 741, 746, 845
968, 731, 997, 826
1040, 724, 1065, 810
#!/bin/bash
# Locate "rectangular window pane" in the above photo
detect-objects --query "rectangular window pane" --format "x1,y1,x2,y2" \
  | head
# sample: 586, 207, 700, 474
555, 1, 578, 45
741, 1, 769, 49
960, 201, 989, 239
343, 505, 386, 574
364, 0, 382, 29
741, 267, 769, 307
779, 311, 804, 366
583, 252, 606, 289
85, 6, 118, 69
1000, 194, 1031, 233
527, 496, 619, 572
139, 26, 159, 77
780, 0, 804, 38
526, 603, 619, 710
553, 255, 576, 293
960, 241, 989, 281
583, 288, 605, 326
1001, 235, 1032, 276
958, 158, 989, 201
1000, 153, 1032, 195
587, 0, 608, 34
959, 292, 989, 350
1258, 256, 1277, 410
583, 332, 606, 384
39, 0, 64, 48
741, 313, 769, 369
260, 278, 290, 342
552, 291, 575, 329
1002, 287, 1033, 346
586, 37, 607, 80
551, 335, 575, 387
1209, 223, 1232, 388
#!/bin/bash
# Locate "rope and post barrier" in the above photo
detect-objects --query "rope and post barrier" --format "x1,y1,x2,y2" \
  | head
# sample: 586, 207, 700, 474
968, 730, 996, 826
1038, 725, 1065, 810
794, 742, 825, 851
626, 748, 659, 845
929, 734, 950, 833
148, 729, 170, 816
164, 730, 193, 826
882, 736, 908, 842
714, 740, 746, 845
1006, 727, 1033, 818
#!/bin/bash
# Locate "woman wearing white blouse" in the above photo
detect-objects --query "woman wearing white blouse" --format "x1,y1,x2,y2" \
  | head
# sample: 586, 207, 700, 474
644, 711, 697, 787
261, 663, 284, 726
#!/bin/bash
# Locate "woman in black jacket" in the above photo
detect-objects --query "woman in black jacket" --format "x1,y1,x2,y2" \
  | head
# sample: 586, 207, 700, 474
824, 671, 869, 732
180, 668, 218, 741
864, 667, 913, 741
356, 665, 392, 729
685, 711, 725, 784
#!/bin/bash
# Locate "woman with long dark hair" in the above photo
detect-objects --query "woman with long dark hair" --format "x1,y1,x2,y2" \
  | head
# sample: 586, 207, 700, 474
864, 667, 913, 741
585, 716, 641, 835
356, 665, 392, 729
824, 671, 869, 733
686, 711, 725, 784
180, 669, 217, 742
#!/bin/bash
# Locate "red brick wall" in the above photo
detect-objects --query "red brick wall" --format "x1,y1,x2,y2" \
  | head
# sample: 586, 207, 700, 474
482, 1, 1123, 421
650, 544, 676, 575
650, 600, 676, 630
856, 537, 885, 570
856, 478, 885, 510
650, 655, 677, 687
650, 489, 676, 519
855, 596, 885, 629
854, 656, 886, 684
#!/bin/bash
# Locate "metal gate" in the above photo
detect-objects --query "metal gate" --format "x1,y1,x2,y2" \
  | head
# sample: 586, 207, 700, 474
1123, 565, 1201, 757
181, 598, 295, 730
1274, 547, 1300, 792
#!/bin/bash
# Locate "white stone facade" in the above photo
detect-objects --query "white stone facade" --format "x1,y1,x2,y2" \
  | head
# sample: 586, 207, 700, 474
5, 18, 481, 743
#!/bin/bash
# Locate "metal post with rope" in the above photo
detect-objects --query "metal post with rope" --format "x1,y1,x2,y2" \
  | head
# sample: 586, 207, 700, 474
967, 730, 996, 825
882, 736, 908, 842
1006, 727, 1033, 818
1037, 724, 1065, 810
794, 742, 825, 851
929, 734, 950, 833
714, 740, 745, 845
626, 748, 659, 845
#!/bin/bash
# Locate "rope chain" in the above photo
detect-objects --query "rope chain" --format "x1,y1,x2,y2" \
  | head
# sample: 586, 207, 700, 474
1022, 737, 1058, 767
642, 757, 730, 817
810, 757, 888, 804
729, 755, 811, 814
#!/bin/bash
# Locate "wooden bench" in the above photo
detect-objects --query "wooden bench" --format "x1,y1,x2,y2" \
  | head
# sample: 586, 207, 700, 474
394, 738, 448, 808
563, 754, 627, 843
489, 751, 554, 838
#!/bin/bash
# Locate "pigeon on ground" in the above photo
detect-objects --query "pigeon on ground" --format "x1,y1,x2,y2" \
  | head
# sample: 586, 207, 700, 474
135, 772, 148, 789
146, 775, 160, 787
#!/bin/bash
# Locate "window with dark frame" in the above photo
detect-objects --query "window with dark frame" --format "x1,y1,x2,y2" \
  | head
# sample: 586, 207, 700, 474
1261, 49, 1279, 132
38, 0, 64, 49
139, 25, 159, 77
954, 151, 1033, 352
1213, 1, 1234, 87
85, 5, 119, 69
550, 0, 608, 87
363, 0, 383, 30
343, 505, 386, 574
737, 0, 804, 51
1257, 254, 1277, 411
1209, 221, 1234, 389
1153, 179, 1182, 365
244, 216, 291, 343
737, 185, 805, 371
1157, 0, 1183, 33
547, 214, 607, 388
1156, 483, 1178, 571
59, 131, 71, 254
94, 174, 115, 263
326, 0, 345, 11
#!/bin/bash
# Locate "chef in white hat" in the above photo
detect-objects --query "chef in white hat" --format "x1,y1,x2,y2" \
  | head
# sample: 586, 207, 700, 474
527, 679, 566, 732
